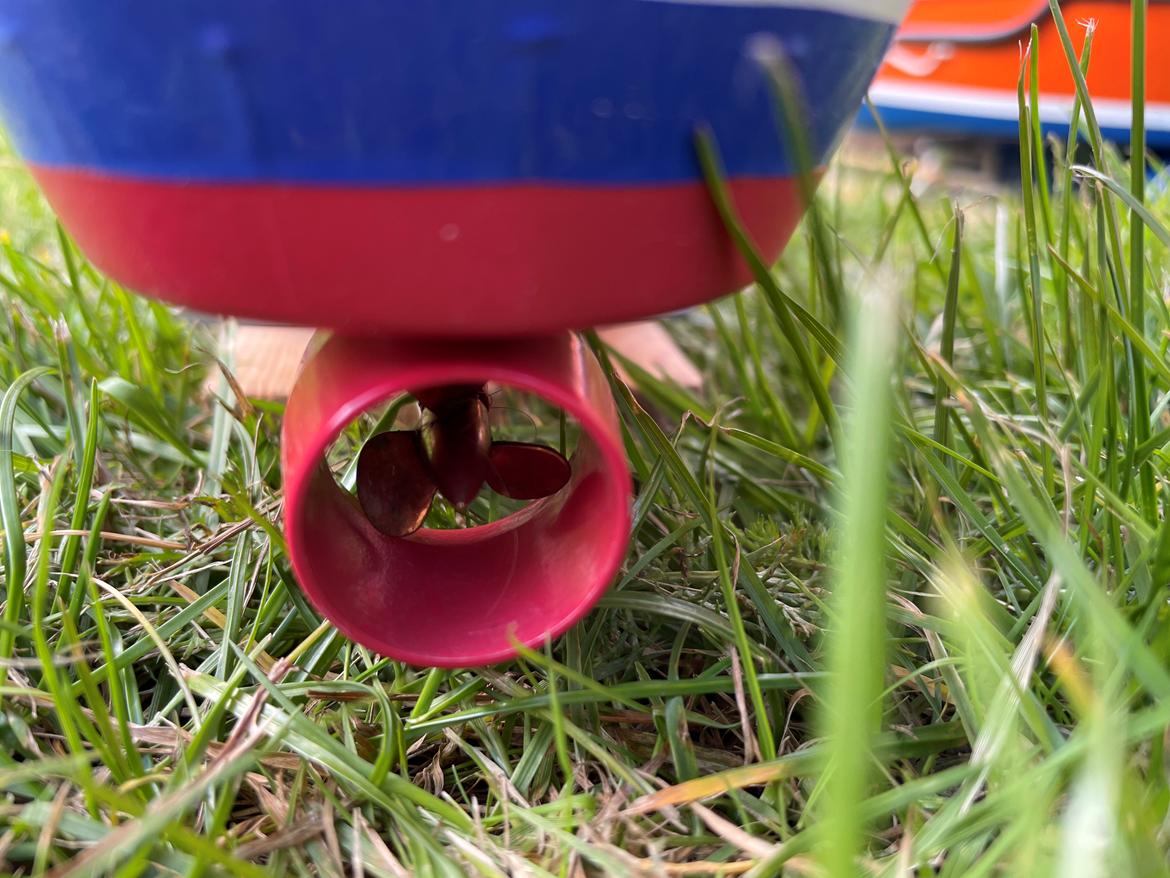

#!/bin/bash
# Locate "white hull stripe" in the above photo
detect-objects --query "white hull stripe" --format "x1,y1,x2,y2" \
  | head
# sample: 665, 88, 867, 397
637, 0, 911, 25
869, 81, 1170, 133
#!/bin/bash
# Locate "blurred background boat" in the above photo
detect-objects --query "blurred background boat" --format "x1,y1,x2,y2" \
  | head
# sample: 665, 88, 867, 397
862, 0, 1170, 162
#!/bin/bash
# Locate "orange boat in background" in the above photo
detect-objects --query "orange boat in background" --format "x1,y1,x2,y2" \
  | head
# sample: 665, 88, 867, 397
867, 0, 1170, 148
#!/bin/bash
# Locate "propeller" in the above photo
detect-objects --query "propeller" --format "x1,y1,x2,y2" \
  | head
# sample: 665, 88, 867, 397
355, 384, 572, 537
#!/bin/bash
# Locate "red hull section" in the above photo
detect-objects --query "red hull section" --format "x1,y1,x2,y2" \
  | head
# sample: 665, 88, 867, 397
34, 167, 803, 336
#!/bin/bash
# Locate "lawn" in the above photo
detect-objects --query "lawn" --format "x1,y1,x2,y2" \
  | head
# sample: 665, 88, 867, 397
2, 24, 1170, 878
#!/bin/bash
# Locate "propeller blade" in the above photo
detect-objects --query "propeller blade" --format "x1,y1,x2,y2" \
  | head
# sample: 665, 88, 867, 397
486, 442, 572, 500
356, 431, 436, 537
427, 394, 492, 509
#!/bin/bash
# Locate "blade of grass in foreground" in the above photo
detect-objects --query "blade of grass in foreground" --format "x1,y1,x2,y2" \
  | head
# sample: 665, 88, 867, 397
694, 127, 841, 440
0, 366, 52, 690
817, 272, 900, 878
1018, 33, 1053, 495
1129, 0, 1155, 521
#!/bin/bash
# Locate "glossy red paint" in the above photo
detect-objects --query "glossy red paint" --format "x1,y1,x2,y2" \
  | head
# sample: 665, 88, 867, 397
32, 167, 804, 336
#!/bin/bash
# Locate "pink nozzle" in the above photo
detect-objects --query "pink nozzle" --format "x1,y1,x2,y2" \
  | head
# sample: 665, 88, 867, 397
281, 332, 632, 667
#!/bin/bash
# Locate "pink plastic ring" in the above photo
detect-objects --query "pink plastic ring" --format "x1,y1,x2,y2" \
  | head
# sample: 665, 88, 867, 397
281, 332, 632, 667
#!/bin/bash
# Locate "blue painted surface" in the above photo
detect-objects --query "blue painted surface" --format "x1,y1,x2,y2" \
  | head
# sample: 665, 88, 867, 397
0, 0, 895, 183
859, 104, 1170, 150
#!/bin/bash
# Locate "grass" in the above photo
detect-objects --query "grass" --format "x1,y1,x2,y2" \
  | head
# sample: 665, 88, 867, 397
2, 5, 1170, 874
